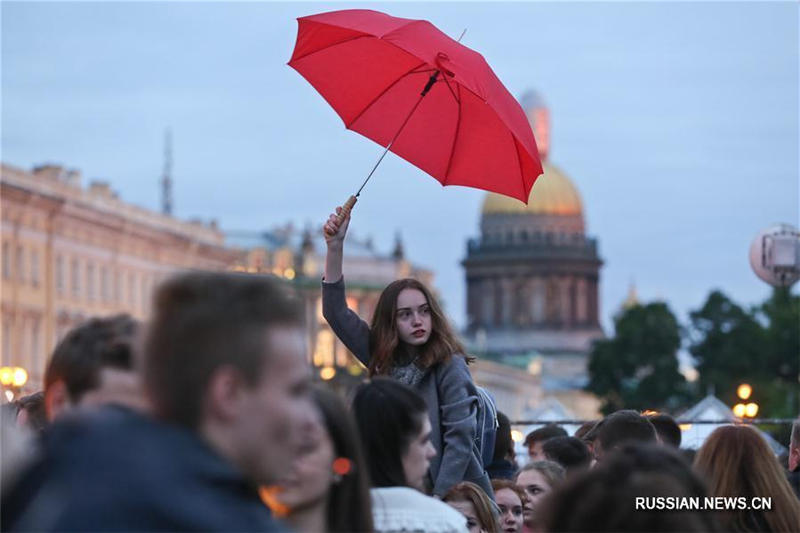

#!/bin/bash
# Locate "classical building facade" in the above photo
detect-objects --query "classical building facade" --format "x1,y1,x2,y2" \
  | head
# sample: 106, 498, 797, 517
228, 226, 433, 387
464, 91, 604, 419
0, 163, 237, 389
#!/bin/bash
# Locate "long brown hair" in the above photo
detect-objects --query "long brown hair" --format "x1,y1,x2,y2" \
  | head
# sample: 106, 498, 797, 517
368, 278, 469, 375
312, 386, 374, 533
443, 481, 500, 533
694, 424, 800, 532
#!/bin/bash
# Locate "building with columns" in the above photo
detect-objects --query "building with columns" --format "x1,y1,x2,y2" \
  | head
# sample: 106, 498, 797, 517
0, 163, 237, 390
464, 90, 604, 419
227, 226, 433, 388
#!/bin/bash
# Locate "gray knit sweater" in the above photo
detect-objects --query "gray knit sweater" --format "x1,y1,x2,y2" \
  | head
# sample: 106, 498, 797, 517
322, 277, 492, 497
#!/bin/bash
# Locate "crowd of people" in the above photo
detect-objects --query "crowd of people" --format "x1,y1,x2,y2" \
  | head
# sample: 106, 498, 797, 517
0, 206, 799, 532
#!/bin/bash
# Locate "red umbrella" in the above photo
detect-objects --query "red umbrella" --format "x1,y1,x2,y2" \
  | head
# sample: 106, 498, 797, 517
288, 9, 543, 223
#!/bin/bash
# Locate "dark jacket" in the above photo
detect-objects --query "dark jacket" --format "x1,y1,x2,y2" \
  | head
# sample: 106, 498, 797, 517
6, 406, 285, 532
323, 277, 492, 497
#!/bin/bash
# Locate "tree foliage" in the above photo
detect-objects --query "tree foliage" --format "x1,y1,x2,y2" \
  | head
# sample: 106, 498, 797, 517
586, 302, 688, 415
689, 288, 799, 418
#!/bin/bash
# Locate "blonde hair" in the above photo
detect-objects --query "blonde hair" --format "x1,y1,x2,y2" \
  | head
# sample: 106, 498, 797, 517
694, 424, 800, 532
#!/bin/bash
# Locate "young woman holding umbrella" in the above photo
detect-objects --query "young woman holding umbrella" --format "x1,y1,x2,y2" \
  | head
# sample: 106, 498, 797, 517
322, 206, 492, 499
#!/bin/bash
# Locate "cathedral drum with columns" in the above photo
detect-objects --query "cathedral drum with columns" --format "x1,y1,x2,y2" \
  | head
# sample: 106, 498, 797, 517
462, 91, 604, 400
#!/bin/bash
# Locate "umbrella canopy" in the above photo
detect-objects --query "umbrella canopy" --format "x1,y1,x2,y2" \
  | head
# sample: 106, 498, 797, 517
288, 9, 543, 204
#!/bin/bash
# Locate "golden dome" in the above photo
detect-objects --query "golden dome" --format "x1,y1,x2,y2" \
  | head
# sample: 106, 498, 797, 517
482, 164, 583, 216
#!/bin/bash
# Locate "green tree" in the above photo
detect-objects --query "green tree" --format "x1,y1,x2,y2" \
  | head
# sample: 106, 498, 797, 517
688, 290, 764, 406
586, 302, 688, 415
688, 288, 799, 418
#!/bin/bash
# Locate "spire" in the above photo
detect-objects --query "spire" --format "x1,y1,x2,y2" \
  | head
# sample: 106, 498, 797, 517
392, 231, 405, 260
161, 128, 173, 216
622, 280, 639, 310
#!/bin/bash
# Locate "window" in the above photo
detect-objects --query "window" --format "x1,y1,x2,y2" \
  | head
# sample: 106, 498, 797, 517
31, 250, 40, 287
101, 266, 110, 302
2, 320, 11, 366
141, 275, 148, 311
87, 262, 96, 301
16, 245, 24, 283
128, 273, 136, 307
2, 242, 10, 280
56, 255, 64, 294
71, 258, 80, 297
114, 270, 121, 303
31, 319, 41, 374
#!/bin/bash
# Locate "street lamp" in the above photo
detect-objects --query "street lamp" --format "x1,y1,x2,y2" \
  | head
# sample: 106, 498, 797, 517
0, 366, 28, 401
733, 383, 758, 420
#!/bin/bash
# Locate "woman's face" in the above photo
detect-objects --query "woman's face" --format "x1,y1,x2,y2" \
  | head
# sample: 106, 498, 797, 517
395, 288, 432, 345
276, 413, 336, 512
447, 499, 486, 533
516, 469, 552, 525
495, 488, 524, 533
401, 414, 436, 490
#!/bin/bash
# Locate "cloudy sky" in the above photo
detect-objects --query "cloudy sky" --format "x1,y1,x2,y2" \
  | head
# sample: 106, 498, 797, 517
3, 1, 797, 356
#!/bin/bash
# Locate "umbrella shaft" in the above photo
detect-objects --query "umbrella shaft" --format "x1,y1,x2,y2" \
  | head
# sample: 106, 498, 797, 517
356, 71, 439, 197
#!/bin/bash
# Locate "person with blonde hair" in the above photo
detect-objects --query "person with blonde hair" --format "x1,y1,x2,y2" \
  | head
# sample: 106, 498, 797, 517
514, 461, 565, 531
694, 424, 800, 532
444, 481, 500, 533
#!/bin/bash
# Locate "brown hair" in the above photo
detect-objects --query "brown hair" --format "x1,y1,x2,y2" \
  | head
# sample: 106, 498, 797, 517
144, 272, 304, 428
45, 314, 139, 402
368, 278, 468, 375
443, 481, 500, 533
311, 386, 373, 533
491, 478, 528, 505
694, 425, 800, 532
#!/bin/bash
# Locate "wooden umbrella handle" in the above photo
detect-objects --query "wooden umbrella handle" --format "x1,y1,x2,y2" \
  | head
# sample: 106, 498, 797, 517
325, 195, 357, 236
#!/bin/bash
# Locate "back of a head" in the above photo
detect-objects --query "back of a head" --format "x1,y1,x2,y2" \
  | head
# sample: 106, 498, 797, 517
311, 386, 373, 533
542, 436, 591, 474
351, 378, 427, 488
596, 410, 657, 453
694, 424, 800, 532
492, 411, 513, 463
648, 413, 682, 448
16, 392, 47, 432
144, 272, 303, 428
524, 424, 567, 447
574, 420, 598, 441
44, 314, 139, 408
539, 443, 718, 532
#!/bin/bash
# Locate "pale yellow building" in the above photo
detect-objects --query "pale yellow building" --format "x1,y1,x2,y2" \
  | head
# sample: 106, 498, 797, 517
1, 163, 237, 390
227, 226, 434, 387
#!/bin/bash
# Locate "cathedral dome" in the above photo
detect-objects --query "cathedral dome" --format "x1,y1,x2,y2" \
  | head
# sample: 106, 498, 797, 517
482, 164, 584, 217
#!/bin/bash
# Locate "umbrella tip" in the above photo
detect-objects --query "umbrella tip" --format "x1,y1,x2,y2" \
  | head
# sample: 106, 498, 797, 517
457, 28, 467, 42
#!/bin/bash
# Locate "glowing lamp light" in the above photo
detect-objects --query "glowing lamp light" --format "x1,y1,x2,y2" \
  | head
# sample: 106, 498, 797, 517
745, 402, 759, 418
0, 367, 13, 386
284, 268, 296, 280
642, 410, 659, 416
12, 367, 27, 388
511, 430, 524, 443
733, 403, 747, 418
737, 383, 752, 400
320, 367, 336, 380
679, 424, 692, 431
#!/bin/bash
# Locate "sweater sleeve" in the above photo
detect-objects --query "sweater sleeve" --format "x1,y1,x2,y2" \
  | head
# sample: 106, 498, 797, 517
321, 277, 371, 367
432, 356, 481, 496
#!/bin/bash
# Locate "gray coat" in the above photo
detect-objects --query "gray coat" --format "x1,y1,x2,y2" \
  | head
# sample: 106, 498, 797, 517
322, 278, 492, 497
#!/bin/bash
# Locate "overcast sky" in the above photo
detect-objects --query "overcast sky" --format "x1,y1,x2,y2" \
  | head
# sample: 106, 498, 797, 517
3, 1, 798, 355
